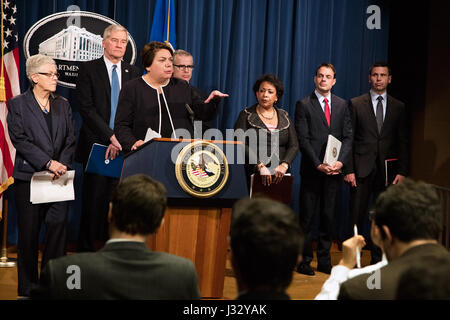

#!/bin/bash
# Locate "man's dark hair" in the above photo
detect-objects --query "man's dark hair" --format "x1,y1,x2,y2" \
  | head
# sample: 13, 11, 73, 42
252, 74, 284, 100
315, 63, 336, 78
230, 197, 304, 292
396, 257, 450, 300
111, 174, 167, 235
141, 41, 174, 69
370, 61, 392, 75
373, 178, 442, 242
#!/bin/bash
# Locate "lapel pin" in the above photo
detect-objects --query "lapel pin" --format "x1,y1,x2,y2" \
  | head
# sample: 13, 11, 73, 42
125, 69, 129, 73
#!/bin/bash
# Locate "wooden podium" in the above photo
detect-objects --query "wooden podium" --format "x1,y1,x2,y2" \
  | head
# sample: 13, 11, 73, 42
121, 138, 247, 298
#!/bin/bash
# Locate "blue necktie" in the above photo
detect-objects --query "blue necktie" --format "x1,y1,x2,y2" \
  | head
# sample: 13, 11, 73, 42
109, 65, 120, 129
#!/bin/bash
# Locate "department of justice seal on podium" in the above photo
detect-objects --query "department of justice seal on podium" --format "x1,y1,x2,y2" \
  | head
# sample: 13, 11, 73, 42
175, 141, 229, 198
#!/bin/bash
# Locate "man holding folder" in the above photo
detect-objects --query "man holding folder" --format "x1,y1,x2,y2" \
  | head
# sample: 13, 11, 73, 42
343, 62, 409, 264
75, 25, 140, 252
294, 63, 353, 275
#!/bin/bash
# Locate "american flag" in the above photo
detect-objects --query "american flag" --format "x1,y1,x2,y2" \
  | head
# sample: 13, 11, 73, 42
192, 165, 209, 178
0, 0, 19, 219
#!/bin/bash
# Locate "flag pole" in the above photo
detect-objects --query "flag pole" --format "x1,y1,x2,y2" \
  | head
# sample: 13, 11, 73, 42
0, 193, 15, 267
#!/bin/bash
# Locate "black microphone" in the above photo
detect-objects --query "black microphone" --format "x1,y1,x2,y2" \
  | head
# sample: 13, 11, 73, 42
185, 103, 195, 126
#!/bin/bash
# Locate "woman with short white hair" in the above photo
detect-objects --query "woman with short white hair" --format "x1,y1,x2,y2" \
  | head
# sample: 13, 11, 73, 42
7, 53, 76, 297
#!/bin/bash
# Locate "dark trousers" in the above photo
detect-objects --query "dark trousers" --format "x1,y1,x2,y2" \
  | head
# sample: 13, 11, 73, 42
78, 171, 118, 252
348, 165, 385, 263
299, 173, 341, 267
14, 179, 68, 296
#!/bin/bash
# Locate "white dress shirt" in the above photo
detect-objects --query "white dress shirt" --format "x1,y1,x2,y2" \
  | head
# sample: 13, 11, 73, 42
370, 89, 387, 120
315, 90, 332, 113
103, 56, 122, 89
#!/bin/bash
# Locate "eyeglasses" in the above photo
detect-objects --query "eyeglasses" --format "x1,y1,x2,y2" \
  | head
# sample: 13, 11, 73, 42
174, 64, 194, 71
38, 72, 60, 79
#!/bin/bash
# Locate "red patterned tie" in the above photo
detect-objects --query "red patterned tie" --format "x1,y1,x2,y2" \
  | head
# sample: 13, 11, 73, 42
324, 98, 331, 127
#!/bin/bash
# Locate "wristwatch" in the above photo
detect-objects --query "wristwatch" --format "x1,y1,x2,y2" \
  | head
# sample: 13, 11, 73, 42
281, 162, 289, 170
46, 160, 52, 170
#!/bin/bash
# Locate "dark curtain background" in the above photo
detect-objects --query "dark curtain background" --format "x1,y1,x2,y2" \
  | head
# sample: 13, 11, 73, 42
7, 0, 390, 244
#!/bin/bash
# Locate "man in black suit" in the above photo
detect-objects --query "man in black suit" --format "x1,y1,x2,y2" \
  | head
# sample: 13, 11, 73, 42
338, 179, 449, 300
75, 24, 141, 252
32, 174, 201, 299
230, 197, 304, 300
343, 62, 409, 263
295, 63, 353, 276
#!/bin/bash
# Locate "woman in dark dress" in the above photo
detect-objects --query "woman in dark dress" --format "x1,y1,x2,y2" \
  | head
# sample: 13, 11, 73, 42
234, 74, 299, 186
114, 41, 228, 151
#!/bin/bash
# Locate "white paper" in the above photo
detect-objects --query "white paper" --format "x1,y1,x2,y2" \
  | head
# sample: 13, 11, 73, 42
30, 170, 75, 204
323, 134, 342, 165
144, 128, 162, 142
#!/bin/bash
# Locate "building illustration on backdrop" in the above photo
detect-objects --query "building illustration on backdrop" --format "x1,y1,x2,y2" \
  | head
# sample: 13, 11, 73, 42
38, 25, 103, 61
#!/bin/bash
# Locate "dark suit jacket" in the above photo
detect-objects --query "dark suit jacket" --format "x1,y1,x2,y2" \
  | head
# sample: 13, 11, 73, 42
294, 92, 353, 178
75, 57, 141, 164
343, 93, 409, 178
32, 241, 201, 300
338, 243, 450, 300
233, 104, 299, 175
7, 89, 76, 181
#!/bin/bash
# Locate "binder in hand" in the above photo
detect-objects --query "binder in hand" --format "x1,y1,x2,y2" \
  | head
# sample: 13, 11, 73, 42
323, 134, 342, 165
250, 173, 293, 204
385, 158, 398, 186
85, 143, 123, 178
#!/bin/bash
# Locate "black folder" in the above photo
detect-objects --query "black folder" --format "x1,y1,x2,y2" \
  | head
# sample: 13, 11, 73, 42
250, 173, 294, 204
385, 158, 398, 186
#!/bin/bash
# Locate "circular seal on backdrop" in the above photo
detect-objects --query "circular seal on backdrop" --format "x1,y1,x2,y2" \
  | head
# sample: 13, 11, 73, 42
175, 141, 229, 198
23, 11, 137, 89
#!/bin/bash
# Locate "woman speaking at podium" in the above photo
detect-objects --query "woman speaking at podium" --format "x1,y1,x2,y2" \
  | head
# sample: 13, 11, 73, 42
114, 41, 228, 151
234, 74, 299, 187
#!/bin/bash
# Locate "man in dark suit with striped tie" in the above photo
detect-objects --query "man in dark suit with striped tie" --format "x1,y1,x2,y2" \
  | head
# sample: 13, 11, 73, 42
295, 63, 353, 275
75, 24, 141, 252
343, 62, 409, 264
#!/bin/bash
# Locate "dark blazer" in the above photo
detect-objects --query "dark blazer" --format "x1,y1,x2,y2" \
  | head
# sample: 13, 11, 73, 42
294, 92, 353, 178
343, 93, 409, 178
7, 89, 76, 181
75, 57, 141, 164
114, 77, 219, 151
32, 241, 202, 300
234, 104, 299, 173
338, 243, 450, 300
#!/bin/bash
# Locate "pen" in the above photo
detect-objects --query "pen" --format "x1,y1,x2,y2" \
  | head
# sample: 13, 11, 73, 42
354, 224, 361, 268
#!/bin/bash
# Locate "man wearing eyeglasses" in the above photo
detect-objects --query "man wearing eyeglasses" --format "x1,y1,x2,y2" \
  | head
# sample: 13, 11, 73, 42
173, 49, 194, 83
75, 24, 141, 253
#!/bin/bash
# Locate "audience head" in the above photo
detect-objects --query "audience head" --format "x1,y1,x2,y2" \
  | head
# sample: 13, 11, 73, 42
109, 174, 167, 236
26, 54, 58, 91
369, 61, 392, 94
141, 41, 174, 81
173, 49, 194, 82
370, 178, 442, 260
102, 24, 128, 62
314, 62, 336, 95
230, 197, 304, 294
252, 74, 284, 109
396, 256, 450, 300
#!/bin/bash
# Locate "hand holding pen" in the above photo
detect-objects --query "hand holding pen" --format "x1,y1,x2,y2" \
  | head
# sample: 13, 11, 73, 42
338, 232, 366, 269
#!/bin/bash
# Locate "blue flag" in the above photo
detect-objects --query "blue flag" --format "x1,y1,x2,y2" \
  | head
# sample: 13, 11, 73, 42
149, 0, 176, 50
